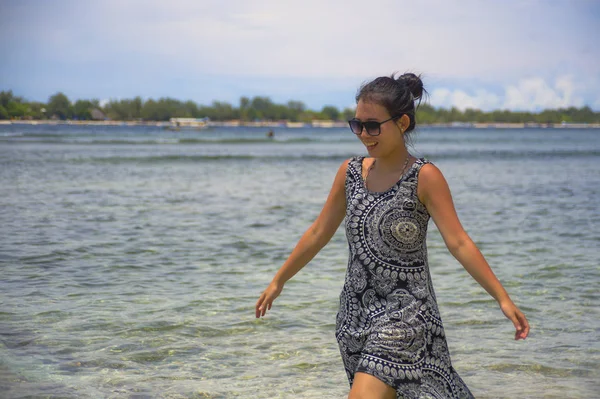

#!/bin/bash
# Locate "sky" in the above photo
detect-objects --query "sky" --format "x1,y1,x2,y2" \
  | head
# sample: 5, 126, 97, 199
1, 0, 599, 112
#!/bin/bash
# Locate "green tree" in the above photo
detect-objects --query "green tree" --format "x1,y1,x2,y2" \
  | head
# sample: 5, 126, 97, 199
0, 90, 32, 119
47, 92, 72, 120
141, 99, 160, 121
208, 101, 235, 121
1, 90, 600, 124
239, 97, 250, 121
321, 105, 340, 120
73, 100, 96, 120
6, 101, 29, 118
0, 104, 9, 119
105, 98, 145, 120
131, 96, 143, 119
0, 90, 17, 108
249, 96, 274, 120
416, 103, 436, 124
27, 101, 47, 119
287, 100, 305, 122
298, 110, 321, 123
342, 107, 355, 122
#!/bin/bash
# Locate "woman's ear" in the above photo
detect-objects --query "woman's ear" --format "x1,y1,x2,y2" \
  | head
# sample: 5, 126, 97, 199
397, 114, 410, 133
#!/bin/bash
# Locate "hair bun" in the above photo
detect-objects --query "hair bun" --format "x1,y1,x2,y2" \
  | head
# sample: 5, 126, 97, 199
396, 73, 424, 100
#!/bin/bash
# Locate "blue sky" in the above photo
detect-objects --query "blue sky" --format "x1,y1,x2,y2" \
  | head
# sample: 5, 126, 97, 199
1, 0, 599, 112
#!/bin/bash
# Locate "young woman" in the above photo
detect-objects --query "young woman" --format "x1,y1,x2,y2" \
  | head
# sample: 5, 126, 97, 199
255, 73, 530, 399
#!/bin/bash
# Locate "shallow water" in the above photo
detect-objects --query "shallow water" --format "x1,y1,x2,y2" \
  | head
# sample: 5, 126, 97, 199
1, 125, 599, 398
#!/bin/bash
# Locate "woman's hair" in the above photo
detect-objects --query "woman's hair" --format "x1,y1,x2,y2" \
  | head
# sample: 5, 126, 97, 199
356, 72, 427, 136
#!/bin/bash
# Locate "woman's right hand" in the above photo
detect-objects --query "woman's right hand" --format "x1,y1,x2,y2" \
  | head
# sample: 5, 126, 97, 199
499, 298, 530, 340
255, 281, 283, 318
253, 160, 348, 319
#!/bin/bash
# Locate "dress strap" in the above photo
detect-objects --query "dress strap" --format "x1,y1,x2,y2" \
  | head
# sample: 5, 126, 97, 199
347, 156, 365, 176
407, 158, 431, 186
413, 157, 431, 172
345, 157, 365, 194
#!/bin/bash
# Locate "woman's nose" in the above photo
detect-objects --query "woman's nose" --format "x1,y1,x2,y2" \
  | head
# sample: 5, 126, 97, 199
359, 126, 370, 138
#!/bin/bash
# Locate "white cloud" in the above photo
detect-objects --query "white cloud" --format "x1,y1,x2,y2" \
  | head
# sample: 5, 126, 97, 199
6, 0, 596, 80
430, 76, 588, 111
503, 76, 584, 111
431, 88, 501, 111
1, 0, 599, 109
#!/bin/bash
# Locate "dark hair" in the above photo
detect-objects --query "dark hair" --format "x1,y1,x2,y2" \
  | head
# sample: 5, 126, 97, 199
355, 72, 426, 134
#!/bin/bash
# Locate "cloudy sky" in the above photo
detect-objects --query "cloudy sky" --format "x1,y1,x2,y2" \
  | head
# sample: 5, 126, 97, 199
1, 0, 598, 112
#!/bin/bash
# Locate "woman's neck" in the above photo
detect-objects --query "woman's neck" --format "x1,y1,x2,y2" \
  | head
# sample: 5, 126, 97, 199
373, 148, 411, 174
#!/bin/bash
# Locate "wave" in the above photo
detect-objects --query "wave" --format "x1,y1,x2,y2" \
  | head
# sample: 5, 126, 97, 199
74, 154, 353, 164
177, 137, 317, 144
0, 137, 339, 145
0, 132, 25, 137
67, 149, 600, 164
426, 149, 600, 159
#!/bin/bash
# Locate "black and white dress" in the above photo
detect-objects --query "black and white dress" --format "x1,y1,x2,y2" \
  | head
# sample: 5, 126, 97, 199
335, 156, 474, 399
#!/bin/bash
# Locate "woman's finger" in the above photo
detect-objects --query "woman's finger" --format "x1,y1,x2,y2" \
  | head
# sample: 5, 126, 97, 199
261, 298, 270, 317
255, 294, 264, 308
513, 323, 522, 340
255, 283, 282, 318
516, 312, 530, 340
509, 310, 529, 340
255, 293, 266, 318
510, 315, 522, 340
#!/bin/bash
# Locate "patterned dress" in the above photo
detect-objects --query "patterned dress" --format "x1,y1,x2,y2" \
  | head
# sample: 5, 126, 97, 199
335, 157, 474, 399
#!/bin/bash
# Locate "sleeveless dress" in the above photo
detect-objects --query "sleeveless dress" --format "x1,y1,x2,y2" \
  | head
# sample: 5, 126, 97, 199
335, 157, 474, 399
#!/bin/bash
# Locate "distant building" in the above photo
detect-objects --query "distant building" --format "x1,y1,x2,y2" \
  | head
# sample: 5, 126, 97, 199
91, 108, 106, 120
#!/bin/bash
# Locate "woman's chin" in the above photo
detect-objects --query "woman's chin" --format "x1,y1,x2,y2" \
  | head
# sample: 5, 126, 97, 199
365, 144, 378, 155
367, 146, 378, 157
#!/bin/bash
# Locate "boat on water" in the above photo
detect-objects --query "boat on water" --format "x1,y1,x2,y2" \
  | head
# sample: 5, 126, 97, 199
166, 117, 210, 131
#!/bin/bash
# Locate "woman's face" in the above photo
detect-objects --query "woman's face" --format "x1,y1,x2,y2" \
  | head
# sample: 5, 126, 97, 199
354, 99, 405, 158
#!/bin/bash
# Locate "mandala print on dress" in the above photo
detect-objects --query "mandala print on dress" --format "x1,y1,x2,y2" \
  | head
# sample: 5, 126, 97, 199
364, 193, 429, 265
336, 157, 475, 399
364, 291, 427, 365
370, 267, 399, 297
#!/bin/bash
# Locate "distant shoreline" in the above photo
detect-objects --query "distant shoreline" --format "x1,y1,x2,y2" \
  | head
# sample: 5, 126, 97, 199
1, 119, 599, 129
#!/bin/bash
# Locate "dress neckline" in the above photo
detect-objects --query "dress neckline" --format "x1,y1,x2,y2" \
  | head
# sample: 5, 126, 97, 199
358, 156, 421, 195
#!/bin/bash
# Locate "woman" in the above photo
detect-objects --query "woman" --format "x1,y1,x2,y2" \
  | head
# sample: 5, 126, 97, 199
255, 73, 530, 399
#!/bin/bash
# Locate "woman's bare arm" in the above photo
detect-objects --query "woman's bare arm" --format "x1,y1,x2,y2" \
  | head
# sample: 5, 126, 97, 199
417, 163, 529, 340
255, 159, 349, 318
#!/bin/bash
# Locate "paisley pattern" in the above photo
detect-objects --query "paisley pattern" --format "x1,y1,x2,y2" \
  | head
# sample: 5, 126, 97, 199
336, 157, 474, 399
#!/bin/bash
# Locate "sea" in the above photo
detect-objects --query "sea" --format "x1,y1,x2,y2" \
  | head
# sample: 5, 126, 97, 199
1, 124, 599, 398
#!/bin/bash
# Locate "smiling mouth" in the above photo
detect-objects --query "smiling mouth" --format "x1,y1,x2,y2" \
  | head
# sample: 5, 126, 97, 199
364, 142, 378, 148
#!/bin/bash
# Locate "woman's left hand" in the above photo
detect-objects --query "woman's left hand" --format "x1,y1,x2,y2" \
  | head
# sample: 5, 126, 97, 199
499, 299, 530, 340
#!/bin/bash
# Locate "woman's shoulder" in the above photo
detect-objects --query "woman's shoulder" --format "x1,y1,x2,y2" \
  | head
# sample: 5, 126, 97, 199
334, 158, 354, 178
416, 160, 447, 191
416, 157, 440, 174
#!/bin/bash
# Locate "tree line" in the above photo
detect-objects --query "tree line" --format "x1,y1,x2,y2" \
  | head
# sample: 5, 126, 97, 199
1, 90, 599, 124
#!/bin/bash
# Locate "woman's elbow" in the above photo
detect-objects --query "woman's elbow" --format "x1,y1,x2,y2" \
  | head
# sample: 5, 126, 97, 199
307, 223, 333, 248
444, 233, 470, 255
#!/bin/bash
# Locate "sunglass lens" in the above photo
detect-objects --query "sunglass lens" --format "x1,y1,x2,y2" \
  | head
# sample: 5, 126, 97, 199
364, 122, 379, 136
349, 119, 362, 135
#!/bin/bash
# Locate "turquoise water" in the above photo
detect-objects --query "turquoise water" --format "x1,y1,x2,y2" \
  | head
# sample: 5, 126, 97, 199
1, 125, 599, 398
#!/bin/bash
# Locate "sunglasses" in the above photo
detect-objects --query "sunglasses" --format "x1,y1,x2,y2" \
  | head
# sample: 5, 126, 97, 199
348, 115, 400, 136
